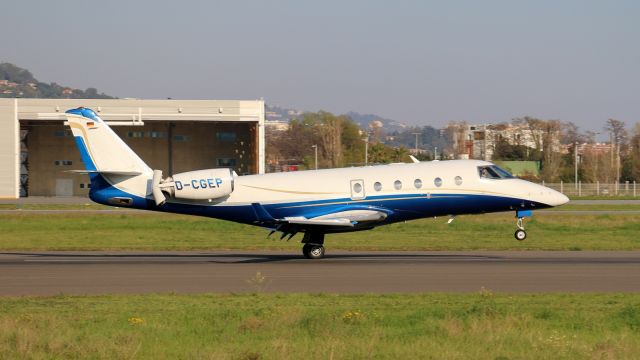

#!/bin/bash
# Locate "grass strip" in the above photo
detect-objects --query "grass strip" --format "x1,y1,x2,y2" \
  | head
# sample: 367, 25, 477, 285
1, 292, 639, 359
1, 212, 640, 251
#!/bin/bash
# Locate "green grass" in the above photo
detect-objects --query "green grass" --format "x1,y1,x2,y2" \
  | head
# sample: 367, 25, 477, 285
1, 293, 639, 359
0, 203, 113, 210
2, 212, 640, 251
545, 204, 640, 211
569, 195, 639, 200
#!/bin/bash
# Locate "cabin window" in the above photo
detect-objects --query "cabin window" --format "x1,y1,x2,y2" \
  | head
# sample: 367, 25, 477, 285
434, 177, 443, 187
414, 179, 423, 189
353, 182, 362, 193
374, 182, 382, 191
455, 176, 463, 186
394, 180, 402, 190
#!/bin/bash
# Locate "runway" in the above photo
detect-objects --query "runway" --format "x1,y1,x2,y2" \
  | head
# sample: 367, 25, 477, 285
1, 251, 640, 295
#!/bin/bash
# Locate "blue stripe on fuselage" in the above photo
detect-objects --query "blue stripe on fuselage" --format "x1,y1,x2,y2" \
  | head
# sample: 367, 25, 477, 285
86, 181, 549, 228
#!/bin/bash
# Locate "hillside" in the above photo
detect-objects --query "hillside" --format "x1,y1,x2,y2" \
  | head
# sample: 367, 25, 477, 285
0, 62, 114, 99
345, 111, 408, 133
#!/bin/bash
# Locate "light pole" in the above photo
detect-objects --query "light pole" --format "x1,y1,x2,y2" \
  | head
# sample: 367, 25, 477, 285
575, 141, 579, 189
434, 146, 438, 160
311, 144, 318, 170
363, 135, 369, 166
412, 132, 420, 156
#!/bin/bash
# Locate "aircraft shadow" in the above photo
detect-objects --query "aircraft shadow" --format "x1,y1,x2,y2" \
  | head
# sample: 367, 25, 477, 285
0, 252, 502, 264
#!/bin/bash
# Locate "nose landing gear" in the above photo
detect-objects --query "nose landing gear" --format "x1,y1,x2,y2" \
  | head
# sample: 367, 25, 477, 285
514, 210, 532, 241
515, 217, 527, 241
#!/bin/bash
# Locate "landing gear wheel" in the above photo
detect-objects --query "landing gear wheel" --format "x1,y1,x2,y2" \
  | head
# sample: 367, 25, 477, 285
514, 229, 527, 241
302, 244, 325, 259
301, 232, 326, 259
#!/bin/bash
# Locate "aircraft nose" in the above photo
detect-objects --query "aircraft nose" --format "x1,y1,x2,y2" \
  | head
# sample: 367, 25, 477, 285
547, 189, 570, 207
525, 182, 570, 207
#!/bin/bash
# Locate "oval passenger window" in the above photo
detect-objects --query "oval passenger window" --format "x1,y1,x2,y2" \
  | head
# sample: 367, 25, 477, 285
434, 177, 442, 187
394, 180, 402, 190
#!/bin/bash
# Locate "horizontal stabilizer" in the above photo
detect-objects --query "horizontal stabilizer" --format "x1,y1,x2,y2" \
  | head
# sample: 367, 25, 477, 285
66, 170, 143, 176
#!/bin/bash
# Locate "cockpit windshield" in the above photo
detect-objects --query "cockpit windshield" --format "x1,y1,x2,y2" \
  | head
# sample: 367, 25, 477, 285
478, 165, 515, 179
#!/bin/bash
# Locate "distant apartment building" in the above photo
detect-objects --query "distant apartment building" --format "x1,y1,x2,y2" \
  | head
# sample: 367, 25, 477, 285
452, 123, 558, 161
265, 119, 290, 132
576, 142, 613, 156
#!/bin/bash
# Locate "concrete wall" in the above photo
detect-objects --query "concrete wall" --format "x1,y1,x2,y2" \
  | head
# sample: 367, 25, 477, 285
0, 100, 18, 198
26, 123, 87, 196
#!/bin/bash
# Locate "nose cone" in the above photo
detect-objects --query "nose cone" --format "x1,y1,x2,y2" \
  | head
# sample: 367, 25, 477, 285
524, 182, 570, 207
547, 189, 570, 207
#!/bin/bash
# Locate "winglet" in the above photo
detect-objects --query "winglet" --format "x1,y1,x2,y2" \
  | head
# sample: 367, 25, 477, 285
409, 155, 420, 163
252, 203, 275, 221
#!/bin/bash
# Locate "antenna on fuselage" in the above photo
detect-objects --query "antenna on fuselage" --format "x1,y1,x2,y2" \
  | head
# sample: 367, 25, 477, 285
409, 155, 420, 163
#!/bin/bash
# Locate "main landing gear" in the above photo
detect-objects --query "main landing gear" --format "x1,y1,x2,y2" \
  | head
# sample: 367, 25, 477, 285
301, 232, 325, 259
514, 210, 532, 241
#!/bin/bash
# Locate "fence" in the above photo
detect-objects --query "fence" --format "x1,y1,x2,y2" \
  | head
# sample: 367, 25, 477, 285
541, 182, 638, 197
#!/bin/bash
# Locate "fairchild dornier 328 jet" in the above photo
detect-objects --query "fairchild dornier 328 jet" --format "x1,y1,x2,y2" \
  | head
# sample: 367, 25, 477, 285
65, 107, 569, 259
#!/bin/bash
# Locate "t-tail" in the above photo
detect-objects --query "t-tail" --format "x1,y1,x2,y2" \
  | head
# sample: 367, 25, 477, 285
65, 107, 153, 207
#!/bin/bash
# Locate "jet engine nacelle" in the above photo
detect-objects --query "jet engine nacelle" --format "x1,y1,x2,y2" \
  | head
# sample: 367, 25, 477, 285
152, 168, 234, 205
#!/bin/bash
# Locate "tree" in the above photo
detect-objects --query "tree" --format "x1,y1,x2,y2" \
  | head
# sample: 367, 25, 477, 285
341, 119, 365, 166
493, 139, 529, 161
605, 119, 628, 148
513, 117, 562, 181
629, 123, 640, 181
561, 121, 586, 145
540, 120, 563, 181
604, 119, 628, 183
266, 110, 405, 170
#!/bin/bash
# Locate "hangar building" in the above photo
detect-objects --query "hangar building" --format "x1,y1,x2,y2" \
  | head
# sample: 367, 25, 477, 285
0, 98, 265, 199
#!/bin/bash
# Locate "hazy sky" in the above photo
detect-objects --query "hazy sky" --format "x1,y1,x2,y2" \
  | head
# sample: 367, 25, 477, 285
2, 0, 639, 131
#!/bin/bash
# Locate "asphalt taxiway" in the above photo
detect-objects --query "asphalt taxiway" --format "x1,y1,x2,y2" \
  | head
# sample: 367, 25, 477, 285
1, 251, 639, 296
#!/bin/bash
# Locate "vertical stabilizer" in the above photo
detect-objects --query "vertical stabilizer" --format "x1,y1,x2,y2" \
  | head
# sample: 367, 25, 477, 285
65, 107, 151, 174
65, 107, 152, 204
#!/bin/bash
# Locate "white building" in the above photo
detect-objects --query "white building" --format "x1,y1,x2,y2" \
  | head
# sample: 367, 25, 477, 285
0, 98, 265, 199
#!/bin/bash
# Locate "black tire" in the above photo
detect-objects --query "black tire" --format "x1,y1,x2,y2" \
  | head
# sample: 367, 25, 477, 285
514, 229, 527, 241
302, 244, 325, 259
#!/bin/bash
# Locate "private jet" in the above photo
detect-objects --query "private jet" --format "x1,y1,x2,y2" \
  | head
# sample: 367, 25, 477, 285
65, 107, 569, 259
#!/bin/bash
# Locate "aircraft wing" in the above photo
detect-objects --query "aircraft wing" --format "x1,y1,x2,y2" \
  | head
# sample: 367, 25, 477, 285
251, 203, 392, 239
283, 209, 389, 227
